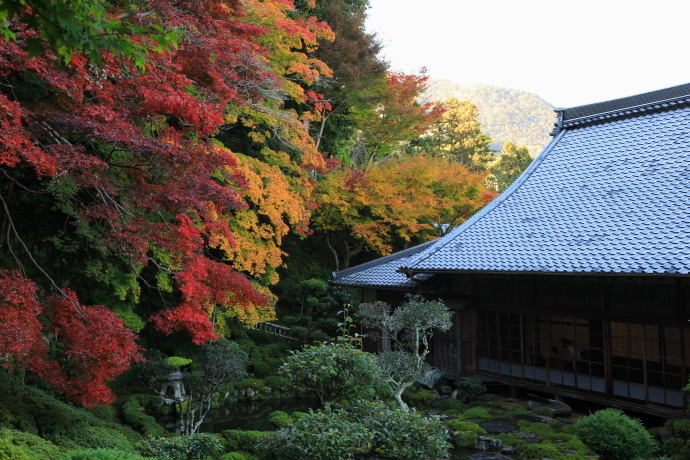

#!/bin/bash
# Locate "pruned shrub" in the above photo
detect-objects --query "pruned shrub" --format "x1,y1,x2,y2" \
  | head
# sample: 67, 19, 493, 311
662, 437, 688, 458
574, 408, 656, 460
514, 442, 562, 460
405, 388, 436, 409
258, 400, 451, 460
267, 411, 292, 429
432, 397, 464, 413
60, 449, 150, 460
121, 396, 166, 437
455, 379, 487, 402
220, 430, 268, 454
220, 453, 258, 460
138, 433, 223, 459
0, 429, 64, 460
459, 406, 490, 420
444, 419, 487, 435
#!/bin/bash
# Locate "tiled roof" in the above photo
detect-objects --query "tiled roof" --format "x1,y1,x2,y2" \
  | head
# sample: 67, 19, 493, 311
402, 85, 690, 276
560, 83, 690, 123
331, 241, 435, 289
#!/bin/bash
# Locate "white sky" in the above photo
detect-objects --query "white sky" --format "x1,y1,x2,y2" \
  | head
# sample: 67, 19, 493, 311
365, 0, 690, 108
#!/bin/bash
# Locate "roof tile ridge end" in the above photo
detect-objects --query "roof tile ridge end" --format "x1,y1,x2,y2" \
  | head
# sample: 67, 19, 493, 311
398, 129, 566, 272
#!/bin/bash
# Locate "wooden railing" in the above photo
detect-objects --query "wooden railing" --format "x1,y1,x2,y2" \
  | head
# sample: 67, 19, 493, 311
253, 321, 299, 341
254, 322, 364, 349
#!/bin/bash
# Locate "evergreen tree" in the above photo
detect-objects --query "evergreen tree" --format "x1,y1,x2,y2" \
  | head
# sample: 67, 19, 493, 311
490, 141, 532, 192
411, 98, 494, 170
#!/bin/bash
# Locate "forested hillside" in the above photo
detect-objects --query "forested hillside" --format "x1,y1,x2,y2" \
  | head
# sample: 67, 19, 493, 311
424, 79, 556, 156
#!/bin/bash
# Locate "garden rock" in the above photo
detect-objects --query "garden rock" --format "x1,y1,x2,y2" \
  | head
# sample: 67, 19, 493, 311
524, 399, 572, 416
417, 369, 443, 389
512, 413, 553, 424
479, 421, 519, 433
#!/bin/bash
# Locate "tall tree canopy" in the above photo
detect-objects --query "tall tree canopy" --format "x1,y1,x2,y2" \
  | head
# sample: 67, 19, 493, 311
410, 98, 494, 170
0, 0, 331, 405
312, 155, 496, 270
490, 141, 533, 192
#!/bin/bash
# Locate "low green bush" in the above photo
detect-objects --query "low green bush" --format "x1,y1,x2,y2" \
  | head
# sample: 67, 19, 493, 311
444, 420, 487, 435
138, 433, 223, 460
575, 408, 657, 460
60, 449, 151, 460
514, 442, 562, 460
432, 398, 464, 413
121, 396, 166, 438
459, 406, 490, 420
267, 411, 292, 429
0, 428, 65, 460
547, 419, 564, 431
662, 437, 690, 458
51, 426, 137, 452
220, 453, 258, 460
0, 385, 141, 451
451, 431, 478, 448
258, 401, 451, 460
668, 420, 690, 440
406, 389, 436, 409
455, 379, 487, 402
220, 430, 268, 454
0, 437, 29, 460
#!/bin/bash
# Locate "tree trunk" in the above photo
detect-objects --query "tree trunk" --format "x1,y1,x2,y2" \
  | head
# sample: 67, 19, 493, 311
393, 385, 410, 412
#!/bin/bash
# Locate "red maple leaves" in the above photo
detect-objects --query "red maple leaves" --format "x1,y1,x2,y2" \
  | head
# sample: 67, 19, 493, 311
0, 271, 141, 406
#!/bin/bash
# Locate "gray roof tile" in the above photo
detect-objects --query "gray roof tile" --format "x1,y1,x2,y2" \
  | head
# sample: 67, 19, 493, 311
400, 88, 690, 275
336, 84, 690, 284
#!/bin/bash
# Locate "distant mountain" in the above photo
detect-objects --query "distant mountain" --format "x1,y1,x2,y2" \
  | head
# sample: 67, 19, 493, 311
424, 79, 557, 156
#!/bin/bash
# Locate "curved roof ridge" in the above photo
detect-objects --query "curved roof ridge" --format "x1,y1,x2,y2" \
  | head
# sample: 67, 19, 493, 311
399, 129, 567, 272
560, 82, 690, 123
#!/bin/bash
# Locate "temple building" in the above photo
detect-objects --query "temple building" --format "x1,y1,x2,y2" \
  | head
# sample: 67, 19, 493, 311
332, 83, 690, 417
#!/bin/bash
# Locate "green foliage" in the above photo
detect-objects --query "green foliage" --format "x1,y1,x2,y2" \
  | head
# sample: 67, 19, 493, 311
0, 429, 64, 460
219, 431, 268, 454
514, 442, 563, 460
0, 438, 29, 460
532, 406, 555, 417
60, 449, 151, 460
220, 453, 258, 460
167, 357, 194, 368
267, 411, 293, 429
0, 0, 179, 67
451, 430, 478, 448
137, 434, 223, 460
459, 406, 491, 420
433, 397, 465, 413
445, 420, 487, 435
455, 379, 487, 402
424, 80, 555, 155
662, 438, 690, 458
404, 388, 436, 409
0, 385, 140, 451
575, 408, 657, 460
279, 342, 383, 406
490, 141, 533, 192
121, 396, 166, 438
667, 420, 690, 439
259, 400, 451, 460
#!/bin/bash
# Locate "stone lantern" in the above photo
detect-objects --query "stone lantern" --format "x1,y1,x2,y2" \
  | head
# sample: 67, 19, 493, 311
160, 370, 186, 404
